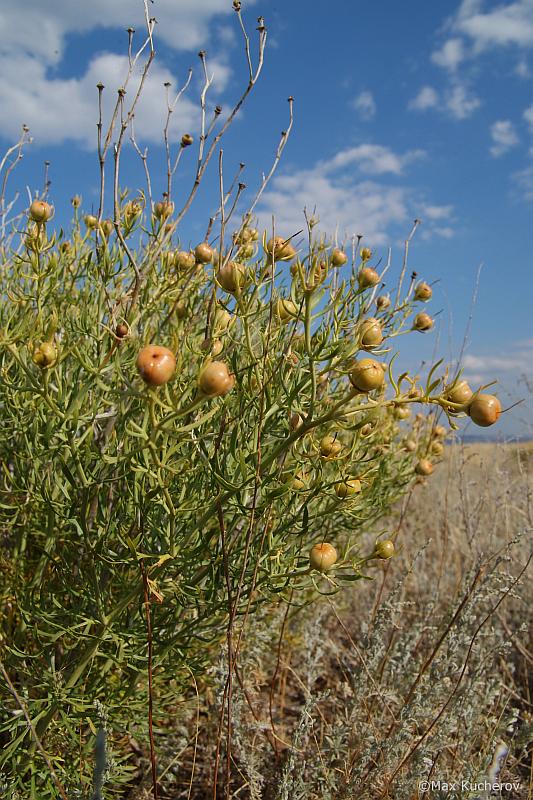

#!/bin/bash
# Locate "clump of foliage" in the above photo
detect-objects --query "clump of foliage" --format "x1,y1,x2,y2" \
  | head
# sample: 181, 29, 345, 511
0, 3, 503, 797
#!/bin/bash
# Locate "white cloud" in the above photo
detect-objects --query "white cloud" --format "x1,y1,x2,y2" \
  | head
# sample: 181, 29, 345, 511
456, 0, 533, 52
431, 38, 465, 70
421, 204, 454, 220
0, 53, 203, 147
409, 86, 439, 111
524, 103, 533, 131
512, 164, 533, 199
0, 1, 249, 64
445, 84, 481, 119
489, 119, 519, 156
408, 83, 480, 120
0, 1, 249, 146
254, 145, 451, 246
464, 349, 532, 372
324, 144, 424, 175
352, 91, 376, 119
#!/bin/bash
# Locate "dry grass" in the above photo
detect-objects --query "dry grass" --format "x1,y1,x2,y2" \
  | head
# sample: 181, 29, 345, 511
126, 440, 532, 799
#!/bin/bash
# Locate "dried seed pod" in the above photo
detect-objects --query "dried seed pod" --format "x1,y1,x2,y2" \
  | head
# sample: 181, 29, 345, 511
431, 440, 444, 456
198, 361, 235, 397
320, 435, 342, 458
468, 394, 501, 427
374, 540, 394, 559
358, 266, 380, 289
309, 542, 338, 572
445, 379, 473, 406
154, 200, 174, 220
414, 281, 432, 302
335, 478, 361, 498
404, 439, 416, 452
174, 250, 196, 271
289, 412, 303, 431
29, 200, 53, 223
100, 219, 114, 237
394, 405, 411, 420
216, 260, 245, 293
415, 458, 434, 476
433, 424, 448, 439
413, 312, 434, 332
359, 317, 383, 348
32, 341, 57, 368
275, 298, 298, 322
376, 295, 391, 311
331, 247, 348, 267
181, 133, 194, 147
360, 247, 373, 261
84, 214, 98, 229
265, 236, 296, 261
194, 242, 214, 264
349, 358, 385, 392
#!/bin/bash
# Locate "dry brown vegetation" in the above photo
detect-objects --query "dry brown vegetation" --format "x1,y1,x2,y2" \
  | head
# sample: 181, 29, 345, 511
125, 441, 532, 800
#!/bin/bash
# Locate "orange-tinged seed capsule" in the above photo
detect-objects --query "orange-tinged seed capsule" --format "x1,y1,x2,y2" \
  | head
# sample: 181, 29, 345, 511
331, 247, 347, 267
415, 458, 434, 476
198, 360, 235, 397
358, 266, 380, 289
194, 242, 214, 264
468, 394, 501, 427
309, 542, 338, 572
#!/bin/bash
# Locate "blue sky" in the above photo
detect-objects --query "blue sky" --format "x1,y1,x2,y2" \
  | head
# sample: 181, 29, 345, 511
0, 0, 532, 437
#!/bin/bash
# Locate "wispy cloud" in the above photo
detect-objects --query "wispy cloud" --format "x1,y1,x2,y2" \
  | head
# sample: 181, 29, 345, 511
351, 91, 377, 119
409, 86, 439, 111
489, 119, 519, 156
431, 38, 465, 70
254, 144, 451, 245
408, 83, 480, 119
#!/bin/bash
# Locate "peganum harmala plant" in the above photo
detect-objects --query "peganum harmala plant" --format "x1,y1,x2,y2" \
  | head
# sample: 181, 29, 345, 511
0, 4, 503, 798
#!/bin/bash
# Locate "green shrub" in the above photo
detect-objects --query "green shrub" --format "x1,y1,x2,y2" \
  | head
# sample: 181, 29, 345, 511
0, 6, 502, 797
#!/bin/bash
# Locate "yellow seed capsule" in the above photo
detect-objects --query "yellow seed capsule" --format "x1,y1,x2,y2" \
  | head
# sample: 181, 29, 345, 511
349, 358, 385, 392
216, 261, 245, 293
194, 242, 214, 264
154, 200, 174, 220
32, 341, 57, 368
433, 425, 447, 439
309, 542, 338, 572
445, 379, 473, 406
359, 317, 383, 348
415, 458, 434, 476
376, 295, 391, 311
265, 236, 296, 261
174, 250, 196, 271
331, 247, 347, 267
275, 298, 298, 322
335, 478, 361, 498
394, 405, 411, 420
84, 214, 98, 229
360, 247, 373, 261
431, 441, 444, 456
413, 312, 434, 332
374, 540, 394, 559
414, 281, 432, 302
29, 200, 53, 223
358, 266, 380, 289
320, 435, 342, 458
198, 361, 235, 397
